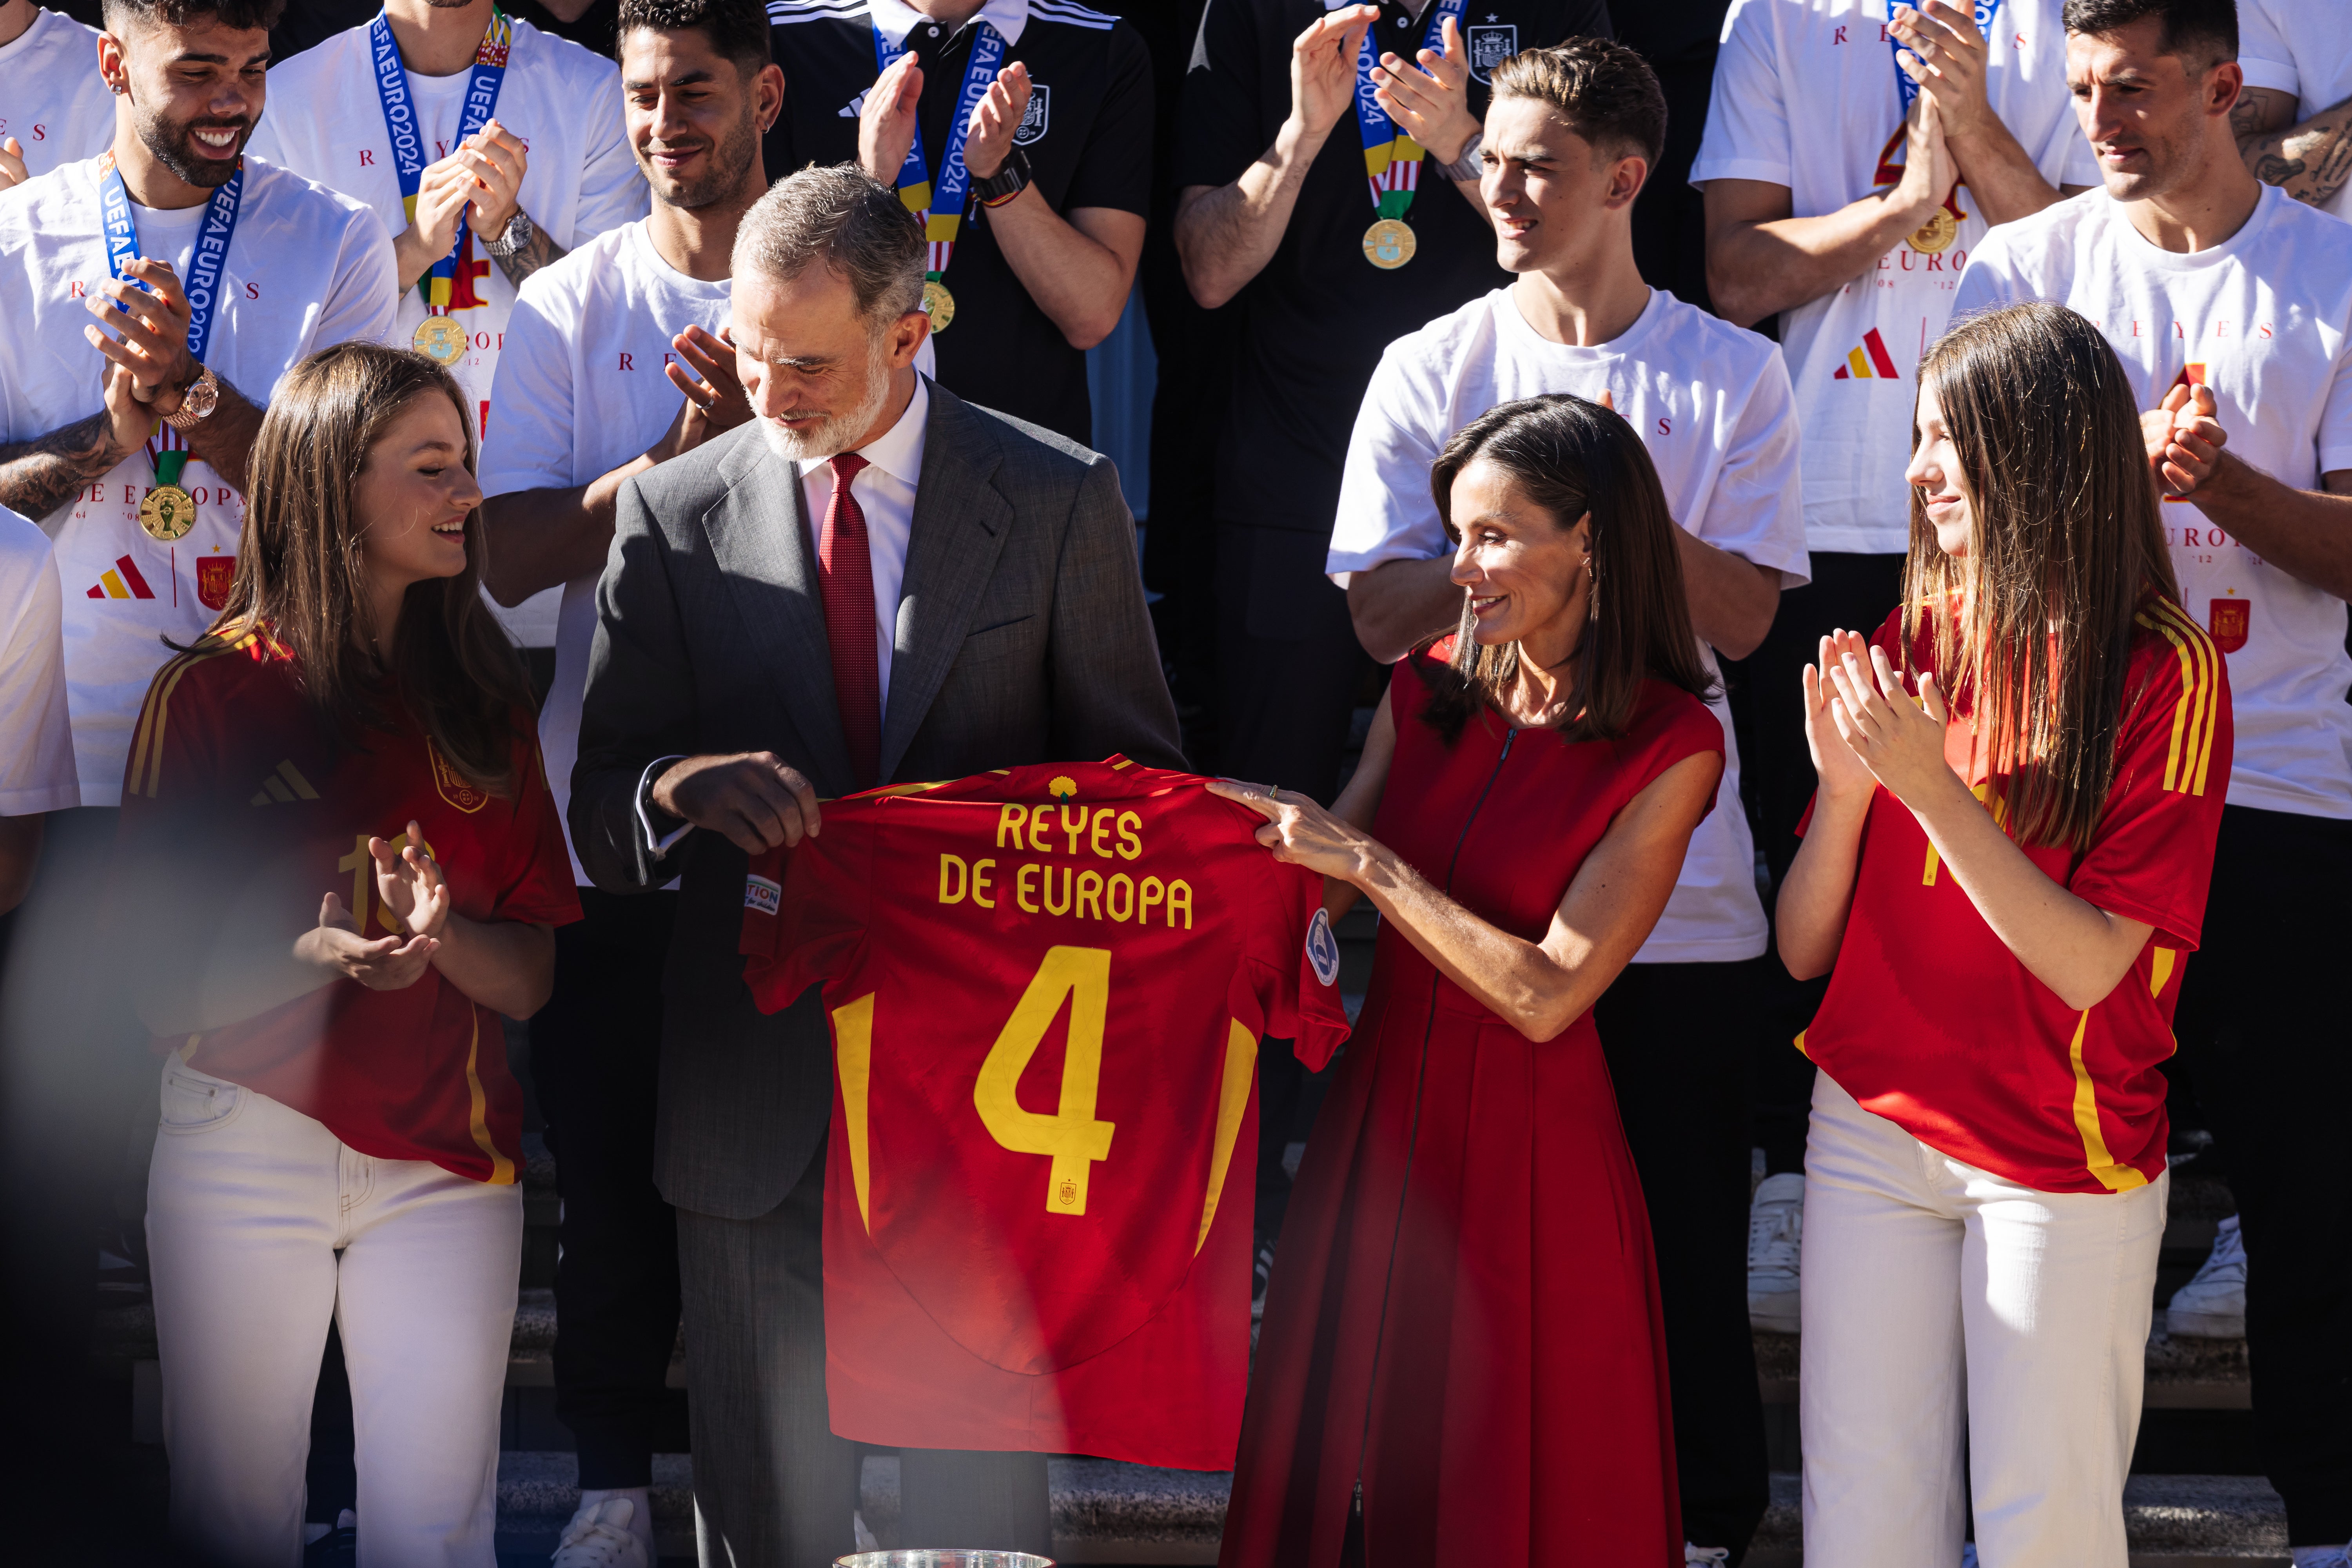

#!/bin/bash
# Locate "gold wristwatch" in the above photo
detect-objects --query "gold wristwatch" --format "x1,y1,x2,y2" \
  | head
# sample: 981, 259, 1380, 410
162, 365, 220, 431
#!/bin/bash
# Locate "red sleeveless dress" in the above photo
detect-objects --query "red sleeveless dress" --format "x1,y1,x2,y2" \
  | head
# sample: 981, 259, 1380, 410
1219, 648, 1722, 1568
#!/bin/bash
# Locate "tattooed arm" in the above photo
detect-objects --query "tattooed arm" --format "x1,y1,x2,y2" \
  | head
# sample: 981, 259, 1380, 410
2232, 85, 2352, 209
0, 406, 137, 522
486, 211, 568, 290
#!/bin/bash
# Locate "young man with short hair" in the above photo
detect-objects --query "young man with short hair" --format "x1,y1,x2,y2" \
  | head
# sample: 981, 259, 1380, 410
476, 2, 781, 1553
1953, 0, 2352, 1559
1331, 39, 1808, 1561
247, 0, 646, 649
0, 0, 115, 185
760, 0, 1152, 448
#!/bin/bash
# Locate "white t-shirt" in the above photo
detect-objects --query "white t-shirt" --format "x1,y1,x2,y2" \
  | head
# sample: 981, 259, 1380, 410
248, 14, 648, 647
0, 8, 113, 180
1693, 0, 2094, 555
0, 504, 79, 814
1954, 184, 2352, 820
1328, 286, 1813, 962
0, 154, 397, 807
2237, 0, 2352, 225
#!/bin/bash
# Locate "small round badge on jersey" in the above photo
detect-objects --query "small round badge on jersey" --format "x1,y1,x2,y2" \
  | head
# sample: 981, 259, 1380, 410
922, 278, 956, 333
412, 316, 470, 366
1909, 207, 1958, 254
1363, 216, 1417, 270
138, 484, 197, 542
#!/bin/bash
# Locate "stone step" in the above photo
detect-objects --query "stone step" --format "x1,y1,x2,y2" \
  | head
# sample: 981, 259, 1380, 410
494, 1458, 2283, 1567
1745, 1472, 2287, 1566
494, 1453, 1224, 1566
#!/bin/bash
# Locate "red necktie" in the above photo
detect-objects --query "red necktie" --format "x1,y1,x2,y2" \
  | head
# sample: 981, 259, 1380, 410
817, 452, 880, 789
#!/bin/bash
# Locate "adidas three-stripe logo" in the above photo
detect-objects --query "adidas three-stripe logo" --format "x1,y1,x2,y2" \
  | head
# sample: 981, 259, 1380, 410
250, 760, 321, 806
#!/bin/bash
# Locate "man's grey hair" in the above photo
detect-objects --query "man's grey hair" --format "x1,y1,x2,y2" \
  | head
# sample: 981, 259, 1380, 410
732, 162, 926, 323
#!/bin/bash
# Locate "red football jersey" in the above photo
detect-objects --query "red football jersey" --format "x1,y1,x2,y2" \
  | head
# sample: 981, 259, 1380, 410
115, 628, 582, 1183
1797, 597, 2232, 1194
739, 757, 1351, 1467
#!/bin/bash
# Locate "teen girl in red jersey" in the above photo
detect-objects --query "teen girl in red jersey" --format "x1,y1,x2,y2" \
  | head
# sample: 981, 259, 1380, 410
1776, 302, 2232, 1567
116, 343, 580, 1566
1212, 395, 1724, 1567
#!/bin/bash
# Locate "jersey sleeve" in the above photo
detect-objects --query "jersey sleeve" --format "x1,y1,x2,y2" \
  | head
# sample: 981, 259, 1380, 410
486, 731, 586, 927
567, 64, 654, 244
1690, 0, 1791, 189
1172, 0, 1267, 192
1693, 341, 1811, 585
312, 198, 403, 352
1060, 23, 1156, 218
2318, 314, 2352, 476
1950, 225, 2037, 320
2066, 610, 2233, 951
738, 814, 872, 1014
479, 276, 581, 496
1325, 338, 1452, 579
2234, 0, 2301, 98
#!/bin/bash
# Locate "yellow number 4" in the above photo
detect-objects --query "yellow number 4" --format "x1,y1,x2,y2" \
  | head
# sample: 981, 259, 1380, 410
973, 945, 1118, 1216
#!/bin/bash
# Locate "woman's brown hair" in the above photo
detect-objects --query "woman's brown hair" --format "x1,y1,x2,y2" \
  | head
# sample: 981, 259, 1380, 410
1417, 393, 1714, 744
1904, 300, 2180, 852
199, 341, 531, 793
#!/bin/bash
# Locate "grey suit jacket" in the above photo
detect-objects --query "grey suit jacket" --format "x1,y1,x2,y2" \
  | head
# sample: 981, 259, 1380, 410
570, 382, 1185, 1219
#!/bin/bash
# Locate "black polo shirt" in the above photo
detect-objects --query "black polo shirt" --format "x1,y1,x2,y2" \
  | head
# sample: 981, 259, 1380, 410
1176, 0, 1612, 535
764, 0, 1154, 446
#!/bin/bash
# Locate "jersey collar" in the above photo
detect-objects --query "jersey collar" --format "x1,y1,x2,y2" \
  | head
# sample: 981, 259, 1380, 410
869, 0, 1030, 51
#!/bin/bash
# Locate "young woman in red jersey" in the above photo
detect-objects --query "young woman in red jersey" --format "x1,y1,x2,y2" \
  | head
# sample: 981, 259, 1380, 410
1774, 301, 2232, 1567
1211, 394, 1723, 1566
118, 343, 580, 1566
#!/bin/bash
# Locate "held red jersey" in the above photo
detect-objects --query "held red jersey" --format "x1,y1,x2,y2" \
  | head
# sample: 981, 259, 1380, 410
739, 757, 1351, 1467
1797, 598, 2232, 1194
114, 628, 582, 1182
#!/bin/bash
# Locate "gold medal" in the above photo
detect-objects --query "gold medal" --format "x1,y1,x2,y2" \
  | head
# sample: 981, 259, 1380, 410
1363, 216, 1417, 270
1909, 207, 1958, 254
412, 315, 469, 365
138, 484, 196, 542
922, 278, 956, 332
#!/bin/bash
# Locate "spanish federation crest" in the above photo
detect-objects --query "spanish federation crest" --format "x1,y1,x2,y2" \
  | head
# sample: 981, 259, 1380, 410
1014, 83, 1050, 146
1467, 22, 1518, 83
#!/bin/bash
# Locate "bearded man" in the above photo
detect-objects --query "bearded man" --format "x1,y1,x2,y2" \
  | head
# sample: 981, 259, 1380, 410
568, 160, 1182, 1567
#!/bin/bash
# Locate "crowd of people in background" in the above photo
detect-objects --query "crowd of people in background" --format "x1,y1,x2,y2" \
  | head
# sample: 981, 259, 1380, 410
0, 0, 2346, 1564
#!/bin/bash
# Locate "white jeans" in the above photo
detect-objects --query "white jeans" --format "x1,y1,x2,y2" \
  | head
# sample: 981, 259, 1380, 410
145, 1058, 523, 1568
1799, 1072, 2167, 1568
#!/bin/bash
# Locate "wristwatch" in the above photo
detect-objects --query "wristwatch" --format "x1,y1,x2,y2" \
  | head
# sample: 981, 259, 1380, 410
1435, 131, 1485, 184
973, 145, 1033, 209
483, 208, 535, 259
162, 365, 219, 430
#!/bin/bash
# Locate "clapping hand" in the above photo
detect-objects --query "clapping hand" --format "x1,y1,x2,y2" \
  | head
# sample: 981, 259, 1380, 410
858, 50, 925, 186
657, 323, 751, 457
0, 136, 25, 190
301, 890, 437, 991
2144, 381, 2228, 497
1820, 636, 1960, 808
1288, 5, 1378, 142
1890, 1, 1994, 142
962, 60, 1033, 182
370, 820, 453, 941
84, 256, 197, 411
1370, 15, 1479, 166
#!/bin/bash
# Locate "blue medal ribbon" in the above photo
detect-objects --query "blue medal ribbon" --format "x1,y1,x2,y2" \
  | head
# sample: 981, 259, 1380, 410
1887, 0, 2002, 116
99, 151, 244, 486
871, 17, 1010, 281
1352, 0, 1467, 218
368, 7, 514, 309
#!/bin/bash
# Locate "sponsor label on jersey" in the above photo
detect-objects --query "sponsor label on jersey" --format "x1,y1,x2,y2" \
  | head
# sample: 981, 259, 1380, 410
1305, 906, 1341, 988
745, 874, 782, 916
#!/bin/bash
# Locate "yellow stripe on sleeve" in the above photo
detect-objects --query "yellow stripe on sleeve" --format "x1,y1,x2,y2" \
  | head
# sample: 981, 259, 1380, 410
834, 994, 876, 1233
2067, 1010, 2150, 1193
2152, 600, 2221, 795
1195, 1020, 1258, 1256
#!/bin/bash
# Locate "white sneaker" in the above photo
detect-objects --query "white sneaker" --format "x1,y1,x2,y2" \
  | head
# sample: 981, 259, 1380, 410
1685, 1546, 1730, 1565
1748, 1172, 1804, 1333
2167, 1214, 2247, 1338
552, 1497, 648, 1568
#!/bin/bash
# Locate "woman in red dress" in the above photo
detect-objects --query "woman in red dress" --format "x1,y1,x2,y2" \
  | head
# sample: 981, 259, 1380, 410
1211, 394, 1724, 1567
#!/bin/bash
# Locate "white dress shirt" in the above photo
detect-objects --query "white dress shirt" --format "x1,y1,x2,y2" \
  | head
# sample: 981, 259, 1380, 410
638, 376, 933, 856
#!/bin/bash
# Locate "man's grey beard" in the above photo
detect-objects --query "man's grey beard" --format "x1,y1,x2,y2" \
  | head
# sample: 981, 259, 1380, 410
136, 111, 246, 189
756, 334, 897, 463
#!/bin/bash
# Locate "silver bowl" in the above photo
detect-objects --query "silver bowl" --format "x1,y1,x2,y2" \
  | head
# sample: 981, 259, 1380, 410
832, 1556, 1054, 1568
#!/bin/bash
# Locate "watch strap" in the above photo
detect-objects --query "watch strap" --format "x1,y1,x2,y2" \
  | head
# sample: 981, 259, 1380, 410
1434, 131, 1485, 183
975, 145, 1033, 208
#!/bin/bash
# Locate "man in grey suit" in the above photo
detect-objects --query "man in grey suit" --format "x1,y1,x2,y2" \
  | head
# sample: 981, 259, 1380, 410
568, 163, 1183, 1567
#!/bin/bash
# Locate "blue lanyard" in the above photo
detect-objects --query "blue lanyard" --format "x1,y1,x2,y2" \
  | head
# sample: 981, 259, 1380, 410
368, 8, 513, 307
98, 151, 244, 367
1352, 0, 1468, 215
871, 16, 1009, 234
1889, 0, 2001, 115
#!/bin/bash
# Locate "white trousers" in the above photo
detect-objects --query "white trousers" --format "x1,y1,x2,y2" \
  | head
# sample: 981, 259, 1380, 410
145, 1057, 523, 1568
1798, 1071, 2167, 1568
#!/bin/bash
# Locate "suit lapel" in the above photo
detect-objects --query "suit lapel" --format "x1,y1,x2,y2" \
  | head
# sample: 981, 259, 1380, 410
697, 431, 858, 793
880, 388, 1016, 781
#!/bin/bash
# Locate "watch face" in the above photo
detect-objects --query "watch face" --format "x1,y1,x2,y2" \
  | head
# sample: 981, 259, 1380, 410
181, 374, 218, 418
